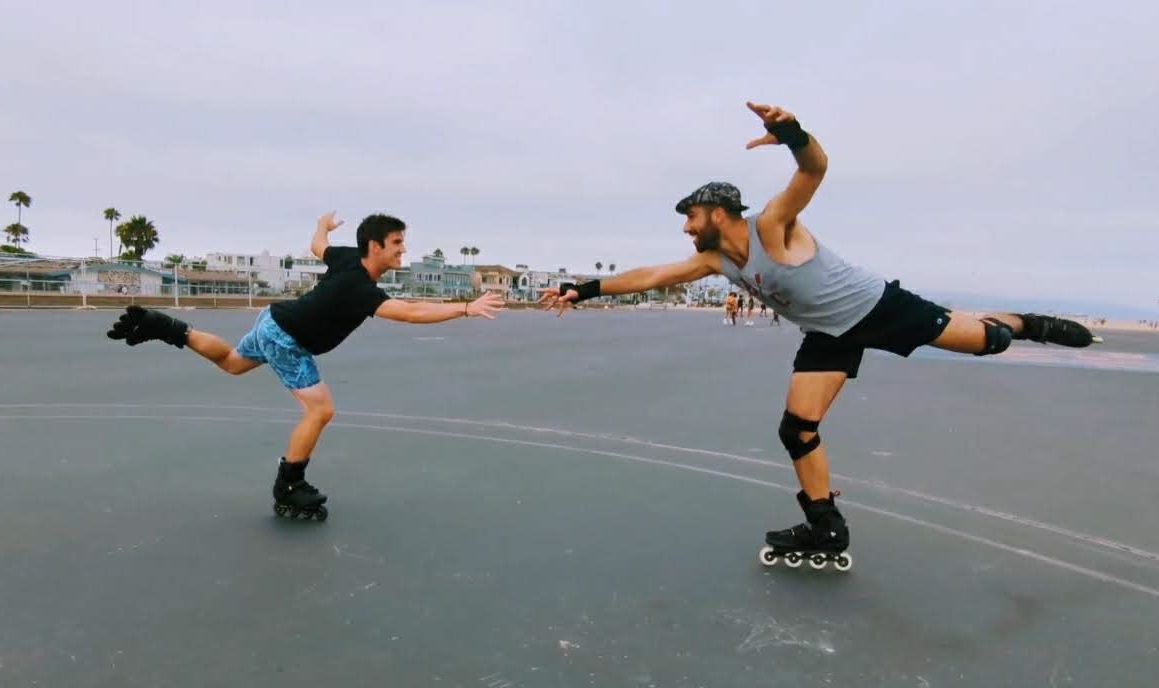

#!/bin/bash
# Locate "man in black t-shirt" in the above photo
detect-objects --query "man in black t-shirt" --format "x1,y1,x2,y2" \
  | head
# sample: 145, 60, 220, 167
107, 212, 505, 519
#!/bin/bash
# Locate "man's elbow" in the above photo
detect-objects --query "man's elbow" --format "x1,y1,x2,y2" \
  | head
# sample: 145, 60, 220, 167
810, 149, 828, 176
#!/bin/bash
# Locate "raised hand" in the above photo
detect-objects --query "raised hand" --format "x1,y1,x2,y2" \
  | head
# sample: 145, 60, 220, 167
317, 210, 345, 233
744, 102, 797, 150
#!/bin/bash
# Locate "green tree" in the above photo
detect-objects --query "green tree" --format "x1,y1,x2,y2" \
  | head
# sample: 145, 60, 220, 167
460, 246, 469, 265
116, 215, 159, 260
595, 261, 602, 274
8, 191, 31, 225
469, 246, 479, 264
4, 222, 29, 247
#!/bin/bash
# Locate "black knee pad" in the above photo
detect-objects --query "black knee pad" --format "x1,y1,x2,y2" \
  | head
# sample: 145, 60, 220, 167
975, 318, 1013, 356
779, 411, 821, 460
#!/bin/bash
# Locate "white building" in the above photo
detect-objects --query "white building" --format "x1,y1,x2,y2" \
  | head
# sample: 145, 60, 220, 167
292, 254, 406, 294
204, 251, 295, 292
514, 268, 570, 301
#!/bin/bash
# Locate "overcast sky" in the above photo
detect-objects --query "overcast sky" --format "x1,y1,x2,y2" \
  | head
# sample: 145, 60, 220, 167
2, 0, 1156, 312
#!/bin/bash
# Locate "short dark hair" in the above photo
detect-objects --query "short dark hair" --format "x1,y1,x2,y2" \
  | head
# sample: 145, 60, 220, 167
357, 214, 406, 257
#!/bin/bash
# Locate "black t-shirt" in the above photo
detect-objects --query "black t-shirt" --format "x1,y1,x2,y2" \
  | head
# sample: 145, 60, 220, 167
270, 246, 389, 355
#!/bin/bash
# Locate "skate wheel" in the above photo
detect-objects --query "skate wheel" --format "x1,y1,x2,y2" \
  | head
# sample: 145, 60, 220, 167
758, 546, 778, 567
784, 552, 803, 568
273, 504, 289, 517
808, 553, 827, 570
290, 507, 302, 518
313, 506, 328, 522
834, 553, 853, 572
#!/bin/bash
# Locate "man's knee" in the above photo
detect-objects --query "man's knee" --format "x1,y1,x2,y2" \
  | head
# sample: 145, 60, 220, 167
294, 386, 335, 424
224, 352, 259, 375
310, 401, 335, 424
975, 318, 1014, 356
779, 410, 821, 460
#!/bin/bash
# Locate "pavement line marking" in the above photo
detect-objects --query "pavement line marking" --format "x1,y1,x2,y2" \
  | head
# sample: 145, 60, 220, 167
4, 402, 1156, 566
4, 412, 1159, 602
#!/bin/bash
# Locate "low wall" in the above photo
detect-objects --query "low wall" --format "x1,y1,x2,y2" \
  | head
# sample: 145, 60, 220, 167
0, 293, 543, 310
0, 293, 285, 309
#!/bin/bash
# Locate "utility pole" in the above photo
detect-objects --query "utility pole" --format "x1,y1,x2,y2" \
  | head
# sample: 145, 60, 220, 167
93, 238, 101, 258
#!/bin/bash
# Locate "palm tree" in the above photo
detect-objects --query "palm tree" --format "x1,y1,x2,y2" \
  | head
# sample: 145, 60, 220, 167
609, 263, 616, 274
595, 261, 603, 274
8, 191, 31, 225
469, 246, 479, 265
433, 248, 444, 258
116, 215, 160, 260
104, 208, 121, 259
4, 223, 29, 247
460, 246, 469, 266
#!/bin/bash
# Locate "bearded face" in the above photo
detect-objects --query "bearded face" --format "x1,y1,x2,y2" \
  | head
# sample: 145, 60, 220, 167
683, 206, 723, 253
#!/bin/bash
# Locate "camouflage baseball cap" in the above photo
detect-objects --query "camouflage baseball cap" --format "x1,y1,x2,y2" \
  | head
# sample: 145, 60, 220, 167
674, 181, 749, 214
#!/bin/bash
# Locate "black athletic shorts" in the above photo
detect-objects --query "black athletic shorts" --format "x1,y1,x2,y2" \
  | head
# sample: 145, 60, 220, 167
792, 280, 951, 379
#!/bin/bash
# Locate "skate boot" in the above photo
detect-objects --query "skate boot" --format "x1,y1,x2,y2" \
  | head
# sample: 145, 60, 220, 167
106, 306, 190, 348
1016, 313, 1093, 348
272, 458, 329, 521
760, 490, 852, 571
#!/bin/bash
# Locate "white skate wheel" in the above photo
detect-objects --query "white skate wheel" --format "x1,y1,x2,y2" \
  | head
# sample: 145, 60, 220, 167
808, 553, 827, 570
759, 546, 778, 567
784, 552, 803, 568
834, 553, 853, 572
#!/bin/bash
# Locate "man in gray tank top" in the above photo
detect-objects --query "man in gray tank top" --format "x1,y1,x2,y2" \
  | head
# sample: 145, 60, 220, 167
540, 101, 1095, 571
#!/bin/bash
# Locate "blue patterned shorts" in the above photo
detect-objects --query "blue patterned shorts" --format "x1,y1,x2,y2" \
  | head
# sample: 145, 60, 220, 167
236, 307, 321, 390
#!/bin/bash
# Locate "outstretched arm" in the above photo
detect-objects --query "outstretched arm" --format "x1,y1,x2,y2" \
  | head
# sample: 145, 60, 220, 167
310, 211, 344, 259
376, 291, 505, 324
743, 103, 828, 231
539, 253, 719, 316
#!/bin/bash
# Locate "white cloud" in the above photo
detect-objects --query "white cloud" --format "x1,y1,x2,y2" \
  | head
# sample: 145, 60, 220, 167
2, 0, 1157, 312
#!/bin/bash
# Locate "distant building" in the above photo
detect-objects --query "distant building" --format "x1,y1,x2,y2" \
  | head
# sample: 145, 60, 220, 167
205, 251, 295, 292
472, 264, 521, 299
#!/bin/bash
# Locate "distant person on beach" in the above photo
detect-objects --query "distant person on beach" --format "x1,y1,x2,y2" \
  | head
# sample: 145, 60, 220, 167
724, 292, 738, 325
106, 212, 504, 520
539, 100, 1094, 571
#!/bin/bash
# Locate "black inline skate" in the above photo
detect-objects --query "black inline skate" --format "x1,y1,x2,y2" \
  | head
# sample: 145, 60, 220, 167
759, 490, 852, 571
272, 458, 328, 521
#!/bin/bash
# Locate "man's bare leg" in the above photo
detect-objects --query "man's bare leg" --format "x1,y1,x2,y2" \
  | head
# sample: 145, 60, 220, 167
931, 311, 1093, 354
784, 371, 848, 500
272, 383, 335, 518
186, 330, 263, 375
762, 370, 853, 565
285, 383, 335, 462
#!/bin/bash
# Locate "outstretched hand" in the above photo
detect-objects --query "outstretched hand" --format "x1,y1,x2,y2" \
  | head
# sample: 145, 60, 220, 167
317, 210, 345, 233
744, 102, 796, 150
467, 291, 506, 319
537, 285, 579, 317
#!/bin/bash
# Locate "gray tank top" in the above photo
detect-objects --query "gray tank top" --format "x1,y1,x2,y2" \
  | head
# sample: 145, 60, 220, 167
717, 215, 886, 336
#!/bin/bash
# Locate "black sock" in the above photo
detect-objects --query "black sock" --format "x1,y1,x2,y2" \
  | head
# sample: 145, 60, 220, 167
278, 457, 308, 482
